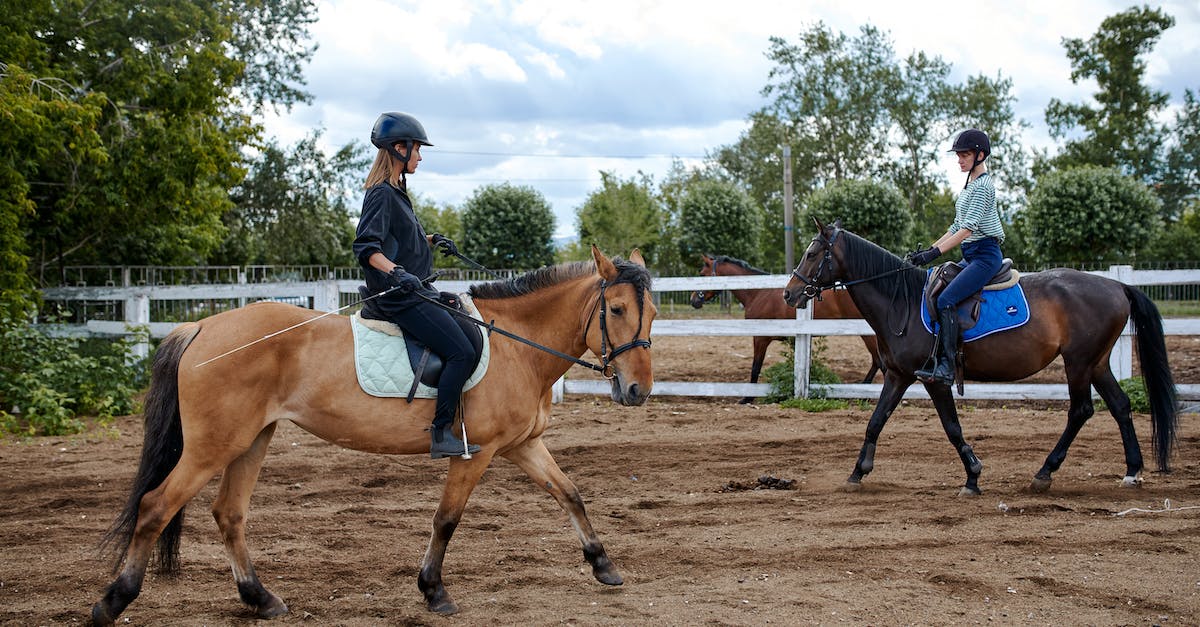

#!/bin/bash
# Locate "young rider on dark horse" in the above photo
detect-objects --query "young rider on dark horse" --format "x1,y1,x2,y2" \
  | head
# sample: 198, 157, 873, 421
906, 128, 1005, 386
353, 111, 480, 459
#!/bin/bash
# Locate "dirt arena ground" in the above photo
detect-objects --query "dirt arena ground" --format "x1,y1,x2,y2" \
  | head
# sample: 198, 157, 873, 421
1, 333, 1198, 625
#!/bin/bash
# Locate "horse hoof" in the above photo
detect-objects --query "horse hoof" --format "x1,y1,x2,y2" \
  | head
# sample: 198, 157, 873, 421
595, 569, 624, 586
1029, 477, 1052, 493
254, 595, 289, 619
957, 486, 982, 497
840, 480, 862, 493
91, 603, 115, 626
1120, 474, 1143, 488
428, 598, 460, 615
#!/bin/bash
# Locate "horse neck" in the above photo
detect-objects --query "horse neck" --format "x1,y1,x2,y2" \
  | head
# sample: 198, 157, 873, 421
472, 276, 596, 379
714, 263, 773, 312
841, 264, 924, 336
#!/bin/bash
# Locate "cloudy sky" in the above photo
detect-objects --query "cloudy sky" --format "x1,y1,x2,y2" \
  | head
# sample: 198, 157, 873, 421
263, 0, 1200, 238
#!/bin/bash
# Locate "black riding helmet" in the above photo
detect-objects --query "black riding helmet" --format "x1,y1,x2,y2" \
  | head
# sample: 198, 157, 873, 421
371, 112, 432, 173
949, 128, 990, 188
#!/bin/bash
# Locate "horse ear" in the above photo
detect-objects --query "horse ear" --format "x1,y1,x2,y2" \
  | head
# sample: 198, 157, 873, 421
592, 244, 618, 281
812, 216, 824, 231
628, 248, 646, 267
833, 218, 843, 229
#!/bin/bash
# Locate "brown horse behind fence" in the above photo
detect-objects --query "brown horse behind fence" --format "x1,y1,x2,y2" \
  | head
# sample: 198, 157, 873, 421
91, 247, 656, 624
690, 254, 884, 401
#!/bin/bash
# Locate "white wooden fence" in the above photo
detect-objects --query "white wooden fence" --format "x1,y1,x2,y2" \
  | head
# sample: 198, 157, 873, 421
39, 266, 1200, 402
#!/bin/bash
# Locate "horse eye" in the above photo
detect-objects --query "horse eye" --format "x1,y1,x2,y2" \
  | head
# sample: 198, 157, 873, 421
610, 305, 624, 316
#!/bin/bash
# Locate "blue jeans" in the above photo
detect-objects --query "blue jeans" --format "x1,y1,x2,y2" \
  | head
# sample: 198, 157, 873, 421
936, 238, 1003, 310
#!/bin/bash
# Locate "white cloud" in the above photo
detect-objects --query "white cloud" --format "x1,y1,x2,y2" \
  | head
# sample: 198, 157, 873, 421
266, 0, 1200, 239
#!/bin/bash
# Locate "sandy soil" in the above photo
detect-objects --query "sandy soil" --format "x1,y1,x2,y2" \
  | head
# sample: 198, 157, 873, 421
1, 334, 1198, 625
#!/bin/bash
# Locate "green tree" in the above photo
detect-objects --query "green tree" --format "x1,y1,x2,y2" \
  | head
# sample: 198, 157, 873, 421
0, 0, 316, 288
410, 193, 465, 269
677, 179, 763, 264
1159, 89, 1200, 221
800, 180, 911, 254
576, 171, 665, 266
215, 134, 367, 266
1044, 6, 1174, 182
1025, 166, 1160, 264
461, 183, 555, 270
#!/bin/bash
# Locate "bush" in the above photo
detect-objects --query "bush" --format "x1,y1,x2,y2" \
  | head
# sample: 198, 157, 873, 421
800, 179, 911, 253
1024, 166, 1160, 264
0, 319, 146, 436
762, 339, 843, 403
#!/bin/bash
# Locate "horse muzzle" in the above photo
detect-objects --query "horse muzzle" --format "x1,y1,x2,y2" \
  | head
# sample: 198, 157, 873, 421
610, 375, 652, 406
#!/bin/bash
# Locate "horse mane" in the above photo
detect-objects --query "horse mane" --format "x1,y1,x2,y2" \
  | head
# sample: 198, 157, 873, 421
839, 230, 926, 292
711, 255, 768, 275
468, 257, 652, 300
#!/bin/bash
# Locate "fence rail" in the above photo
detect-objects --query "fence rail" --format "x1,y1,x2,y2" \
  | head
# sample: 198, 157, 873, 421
39, 266, 1200, 402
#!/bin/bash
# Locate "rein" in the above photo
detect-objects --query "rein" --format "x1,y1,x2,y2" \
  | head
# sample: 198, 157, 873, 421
418, 277, 651, 379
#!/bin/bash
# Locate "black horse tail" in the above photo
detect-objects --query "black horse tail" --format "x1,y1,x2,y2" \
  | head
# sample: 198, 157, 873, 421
100, 323, 201, 575
1125, 286, 1178, 472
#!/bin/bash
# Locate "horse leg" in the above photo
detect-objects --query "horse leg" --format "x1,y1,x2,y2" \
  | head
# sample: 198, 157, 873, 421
1090, 366, 1144, 487
503, 437, 622, 586
1030, 367, 1096, 493
211, 423, 288, 619
926, 383, 984, 496
741, 336, 773, 404
418, 453, 494, 615
845, 373, 911, 491
92, 455, 227, 625
860, 336, 883, 384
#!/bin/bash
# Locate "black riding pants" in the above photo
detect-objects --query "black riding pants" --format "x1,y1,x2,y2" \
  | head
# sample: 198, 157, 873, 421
381, 296, 475, 428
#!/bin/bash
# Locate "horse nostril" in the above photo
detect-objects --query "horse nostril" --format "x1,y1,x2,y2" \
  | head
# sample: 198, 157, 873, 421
628, 383, 639, 399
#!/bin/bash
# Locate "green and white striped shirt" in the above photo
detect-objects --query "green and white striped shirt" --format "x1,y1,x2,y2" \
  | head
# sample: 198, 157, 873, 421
949, 173, 1004, 244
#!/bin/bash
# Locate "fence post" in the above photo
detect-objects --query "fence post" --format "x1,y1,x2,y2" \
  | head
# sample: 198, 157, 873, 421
313, 280, 340, 313
793, 302, 812, 398
1111, 265, 1134, 381
124, 293, 150, 361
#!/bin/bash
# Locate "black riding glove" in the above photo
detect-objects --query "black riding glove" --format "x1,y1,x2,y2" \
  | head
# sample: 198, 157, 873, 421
387, 266, 423, 294
907, 246, 941, 267
430, 233, 459, 257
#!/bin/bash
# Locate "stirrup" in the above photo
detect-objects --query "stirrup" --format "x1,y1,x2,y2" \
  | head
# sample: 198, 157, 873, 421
430, 424, 480, 460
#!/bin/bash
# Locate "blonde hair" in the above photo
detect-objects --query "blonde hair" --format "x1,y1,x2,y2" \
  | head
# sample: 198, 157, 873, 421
363, 148, 403, 189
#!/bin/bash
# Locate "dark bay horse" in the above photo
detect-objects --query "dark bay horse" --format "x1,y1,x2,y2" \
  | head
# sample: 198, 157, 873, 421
92, 247, 656, 624
690, 254, 883, 400
782, 220, 1178, 495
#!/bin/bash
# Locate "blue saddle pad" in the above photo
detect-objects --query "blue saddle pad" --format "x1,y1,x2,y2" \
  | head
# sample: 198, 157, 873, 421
921, 281, 1030, 342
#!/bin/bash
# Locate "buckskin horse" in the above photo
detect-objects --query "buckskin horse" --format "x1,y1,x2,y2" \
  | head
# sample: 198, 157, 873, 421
92, 247, 656, 624
689, 254, 884, 402
782, 219, 1178, 496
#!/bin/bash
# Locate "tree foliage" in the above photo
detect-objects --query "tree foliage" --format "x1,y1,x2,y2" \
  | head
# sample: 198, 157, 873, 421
215, 134, 367, 266
576, 171, 665, 266
677, 179, 763, 264
800, 180, 911, 254
461, 183, 556, 270
1044, 6, 1174, 182
1159, 89, 1200, 221
1024, 166, 1160, 264
0, 0, 316, 305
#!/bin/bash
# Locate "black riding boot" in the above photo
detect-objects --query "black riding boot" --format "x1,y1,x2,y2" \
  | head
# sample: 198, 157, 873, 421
915, 306, 958, 386
430, 420, 480, 459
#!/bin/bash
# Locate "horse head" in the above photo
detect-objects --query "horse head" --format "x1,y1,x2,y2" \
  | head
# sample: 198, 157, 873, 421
783, 217, 844, 309
689, 254, 720, 308
588, 245, 656, 405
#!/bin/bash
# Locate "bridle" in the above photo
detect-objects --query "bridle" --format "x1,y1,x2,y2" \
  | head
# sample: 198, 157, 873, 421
790, 226, 914, 337
692, 258, 721, 304
583, 278, 653, 378
790, 228, 842, 302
